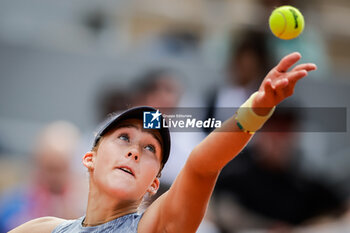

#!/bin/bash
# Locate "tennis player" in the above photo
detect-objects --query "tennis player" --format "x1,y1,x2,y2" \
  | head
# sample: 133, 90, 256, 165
10, 52, 316, 233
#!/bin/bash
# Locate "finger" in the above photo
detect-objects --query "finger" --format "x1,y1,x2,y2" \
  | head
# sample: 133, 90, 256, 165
274, 78, 289, 89
292, 63, 317, 72
287, 70, 308, 84
276, 52, 302, 73
264, 79, 275, 94
272, 78, 288, 98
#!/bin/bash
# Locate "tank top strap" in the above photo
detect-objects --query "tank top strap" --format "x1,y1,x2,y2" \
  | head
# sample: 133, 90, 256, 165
52, 213, 143, 233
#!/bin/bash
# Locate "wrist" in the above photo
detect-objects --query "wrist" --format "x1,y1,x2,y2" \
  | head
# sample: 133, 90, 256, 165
235, 92, 275, 133
251, 92, 275, 116
252, 106, 274, 116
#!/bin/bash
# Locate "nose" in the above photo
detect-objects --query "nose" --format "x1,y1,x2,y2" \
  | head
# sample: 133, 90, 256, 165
127, 148, 139, 161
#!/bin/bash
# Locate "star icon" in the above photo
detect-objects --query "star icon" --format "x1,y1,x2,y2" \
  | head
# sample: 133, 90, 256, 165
151, 110, 162, 122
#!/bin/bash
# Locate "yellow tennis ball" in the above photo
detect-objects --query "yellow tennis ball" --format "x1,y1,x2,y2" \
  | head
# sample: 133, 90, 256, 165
269, 5, 305, 40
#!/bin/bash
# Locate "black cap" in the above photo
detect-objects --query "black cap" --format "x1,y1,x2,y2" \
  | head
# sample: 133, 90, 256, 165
93, 106, 171, 166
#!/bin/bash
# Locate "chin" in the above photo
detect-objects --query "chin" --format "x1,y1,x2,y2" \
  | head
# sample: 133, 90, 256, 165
109, 187, 143, 202
106, 179, 142, 200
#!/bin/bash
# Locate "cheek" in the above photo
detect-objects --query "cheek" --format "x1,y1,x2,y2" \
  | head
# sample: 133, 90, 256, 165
94, 153, 112, 172
93, 145, 119, 178
139, 157, 160, 181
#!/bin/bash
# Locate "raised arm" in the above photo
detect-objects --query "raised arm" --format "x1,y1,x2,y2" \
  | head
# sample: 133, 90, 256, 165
139, 52, 317, 233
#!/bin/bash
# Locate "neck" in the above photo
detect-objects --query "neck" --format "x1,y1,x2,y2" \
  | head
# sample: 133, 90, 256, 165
83, 180, 140, 227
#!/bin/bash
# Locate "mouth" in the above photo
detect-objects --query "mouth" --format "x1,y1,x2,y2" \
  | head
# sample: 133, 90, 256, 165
116, 166, 135, 177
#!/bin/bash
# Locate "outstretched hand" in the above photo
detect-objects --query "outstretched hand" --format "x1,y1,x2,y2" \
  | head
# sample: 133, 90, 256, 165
252, 52, 317, 116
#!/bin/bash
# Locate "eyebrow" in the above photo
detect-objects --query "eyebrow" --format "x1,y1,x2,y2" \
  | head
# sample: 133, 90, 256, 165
147, 132, 163, 151
116, 123, 163, 149
116, 123, 140, 130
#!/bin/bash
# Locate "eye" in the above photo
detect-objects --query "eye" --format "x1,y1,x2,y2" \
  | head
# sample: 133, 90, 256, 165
118, 133, 130, 142
145, 144, 156, 153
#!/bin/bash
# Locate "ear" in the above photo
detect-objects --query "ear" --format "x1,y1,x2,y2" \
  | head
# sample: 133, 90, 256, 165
147, 177, 160, 196
83, 151, 95, 171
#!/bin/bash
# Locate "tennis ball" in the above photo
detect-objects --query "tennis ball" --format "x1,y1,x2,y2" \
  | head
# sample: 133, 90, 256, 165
269, 5, 304, 40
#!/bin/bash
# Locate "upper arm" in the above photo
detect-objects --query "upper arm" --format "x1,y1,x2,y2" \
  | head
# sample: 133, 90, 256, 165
8, 217, 65, 233
139, 117, 253, 232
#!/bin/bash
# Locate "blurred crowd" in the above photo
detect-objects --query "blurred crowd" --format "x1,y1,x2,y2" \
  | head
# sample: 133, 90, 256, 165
1, 0, 350, 232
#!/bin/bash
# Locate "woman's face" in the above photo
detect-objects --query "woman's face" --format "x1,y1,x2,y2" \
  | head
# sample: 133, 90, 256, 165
86, 119, 163, 201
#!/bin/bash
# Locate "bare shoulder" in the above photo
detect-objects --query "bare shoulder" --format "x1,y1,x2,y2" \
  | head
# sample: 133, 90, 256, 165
138, 192, 179, 233
9, 216, 65, 233
138, 193, 166, 233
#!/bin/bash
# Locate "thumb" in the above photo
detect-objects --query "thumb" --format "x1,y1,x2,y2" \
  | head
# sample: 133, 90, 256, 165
264, 79, 275, 94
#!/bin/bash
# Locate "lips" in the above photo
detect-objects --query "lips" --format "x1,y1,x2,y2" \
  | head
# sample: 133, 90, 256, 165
116, 166, 135, 177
